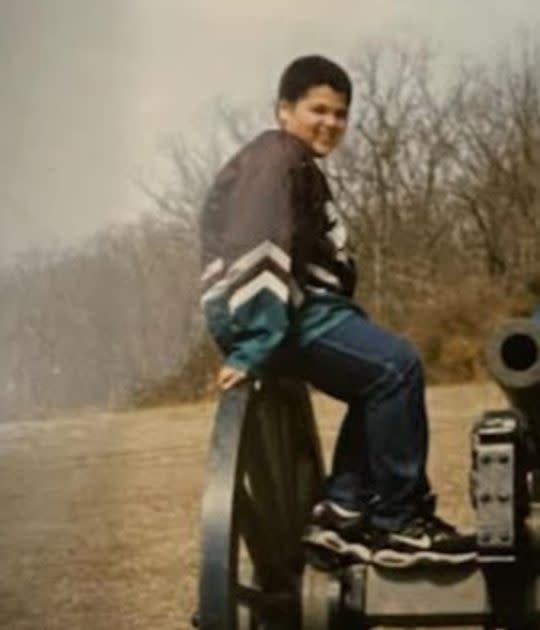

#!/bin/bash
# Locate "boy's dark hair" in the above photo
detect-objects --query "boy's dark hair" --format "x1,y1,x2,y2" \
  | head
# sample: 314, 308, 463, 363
278, 55, 352, 105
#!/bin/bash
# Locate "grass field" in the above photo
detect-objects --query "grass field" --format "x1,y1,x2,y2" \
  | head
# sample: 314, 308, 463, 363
0, 383, 505, 629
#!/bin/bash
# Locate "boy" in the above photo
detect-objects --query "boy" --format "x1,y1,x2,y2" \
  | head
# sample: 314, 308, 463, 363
200, 55, 475, 568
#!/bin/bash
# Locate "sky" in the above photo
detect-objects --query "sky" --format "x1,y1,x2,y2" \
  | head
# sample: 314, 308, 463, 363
1, 0, 539, 265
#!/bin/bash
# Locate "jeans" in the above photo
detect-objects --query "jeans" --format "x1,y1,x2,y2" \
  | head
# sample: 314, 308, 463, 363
268, 311, 435, 531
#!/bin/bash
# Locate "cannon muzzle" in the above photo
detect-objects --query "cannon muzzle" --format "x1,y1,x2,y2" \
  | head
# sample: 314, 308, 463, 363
486, 318, 540, 455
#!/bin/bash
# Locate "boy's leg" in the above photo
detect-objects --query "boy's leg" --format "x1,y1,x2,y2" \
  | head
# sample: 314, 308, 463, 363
278, 311, 432, 528
269, 311, 475, 566
326, 399, 375, 512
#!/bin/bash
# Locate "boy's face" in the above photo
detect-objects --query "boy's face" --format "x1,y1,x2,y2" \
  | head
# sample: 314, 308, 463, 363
277, 84, 349, 157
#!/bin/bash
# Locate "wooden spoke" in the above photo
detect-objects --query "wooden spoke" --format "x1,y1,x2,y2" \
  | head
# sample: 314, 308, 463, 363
258, 402, 293, 530
236, 482, 285, 587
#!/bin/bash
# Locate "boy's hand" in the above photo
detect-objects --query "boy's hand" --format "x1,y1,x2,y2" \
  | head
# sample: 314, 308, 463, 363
217, 365, 248, 390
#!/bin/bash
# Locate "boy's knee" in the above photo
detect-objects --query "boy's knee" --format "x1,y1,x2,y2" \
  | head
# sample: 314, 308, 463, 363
400, 339, 422, 371
386, 338, 423, 380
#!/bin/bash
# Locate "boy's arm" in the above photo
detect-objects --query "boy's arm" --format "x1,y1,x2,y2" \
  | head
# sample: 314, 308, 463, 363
204, 134, 302, 377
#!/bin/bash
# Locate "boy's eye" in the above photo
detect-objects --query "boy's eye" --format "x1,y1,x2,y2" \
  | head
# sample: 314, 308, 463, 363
310, 105, 348, 119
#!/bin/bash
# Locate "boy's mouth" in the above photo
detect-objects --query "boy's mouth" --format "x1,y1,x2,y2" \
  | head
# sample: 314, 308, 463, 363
315, 134, 337, 147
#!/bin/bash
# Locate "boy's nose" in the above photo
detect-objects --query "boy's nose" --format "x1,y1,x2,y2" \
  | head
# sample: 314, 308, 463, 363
323, 114, 341, 128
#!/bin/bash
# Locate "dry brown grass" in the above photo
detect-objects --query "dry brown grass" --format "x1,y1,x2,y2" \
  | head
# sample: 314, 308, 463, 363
0, 383, 506, 629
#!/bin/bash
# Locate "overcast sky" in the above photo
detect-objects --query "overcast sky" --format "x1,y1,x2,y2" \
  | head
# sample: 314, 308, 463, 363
1, 0, 539, 265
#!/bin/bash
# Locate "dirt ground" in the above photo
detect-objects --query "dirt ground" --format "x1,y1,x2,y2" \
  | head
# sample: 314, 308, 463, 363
0, 383, 505, 630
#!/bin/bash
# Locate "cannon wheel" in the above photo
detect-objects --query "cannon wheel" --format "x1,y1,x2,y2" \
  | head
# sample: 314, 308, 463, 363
198, 378, 325, 629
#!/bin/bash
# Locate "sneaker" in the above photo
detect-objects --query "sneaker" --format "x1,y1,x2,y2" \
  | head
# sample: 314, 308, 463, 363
301, 500, 372, 569
372, 515, 478, 569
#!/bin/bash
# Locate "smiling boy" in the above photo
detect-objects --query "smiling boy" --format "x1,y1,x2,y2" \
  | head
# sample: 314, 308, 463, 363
200, 55, 476, 568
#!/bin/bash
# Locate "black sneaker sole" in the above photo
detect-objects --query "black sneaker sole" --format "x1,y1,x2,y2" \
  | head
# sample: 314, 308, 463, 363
302, 529, 478, 570
372, 548, 478, 569
302, 529, 372, 570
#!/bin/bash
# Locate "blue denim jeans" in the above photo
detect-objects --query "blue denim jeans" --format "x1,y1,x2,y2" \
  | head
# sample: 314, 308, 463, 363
269, 311, 435, 531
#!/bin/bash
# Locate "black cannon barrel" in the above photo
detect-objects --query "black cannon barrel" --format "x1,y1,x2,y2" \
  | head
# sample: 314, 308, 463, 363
486, 317, 540, 451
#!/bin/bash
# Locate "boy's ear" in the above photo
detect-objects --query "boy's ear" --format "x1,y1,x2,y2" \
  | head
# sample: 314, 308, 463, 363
275, 99, 293, 127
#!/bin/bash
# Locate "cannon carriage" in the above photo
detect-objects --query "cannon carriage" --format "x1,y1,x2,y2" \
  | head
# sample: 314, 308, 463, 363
194, 318, 540, 629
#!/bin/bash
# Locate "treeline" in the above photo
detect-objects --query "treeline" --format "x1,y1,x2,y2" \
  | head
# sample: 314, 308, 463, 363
0, 217, 200, 419
1, 45, 539, 420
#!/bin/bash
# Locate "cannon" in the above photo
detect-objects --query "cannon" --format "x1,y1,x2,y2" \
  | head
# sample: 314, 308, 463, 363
193, 317, 540, 629
486, 317, 540, 461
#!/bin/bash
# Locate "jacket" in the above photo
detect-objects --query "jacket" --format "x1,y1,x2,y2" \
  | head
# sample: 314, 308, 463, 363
200, 129, 357, 375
